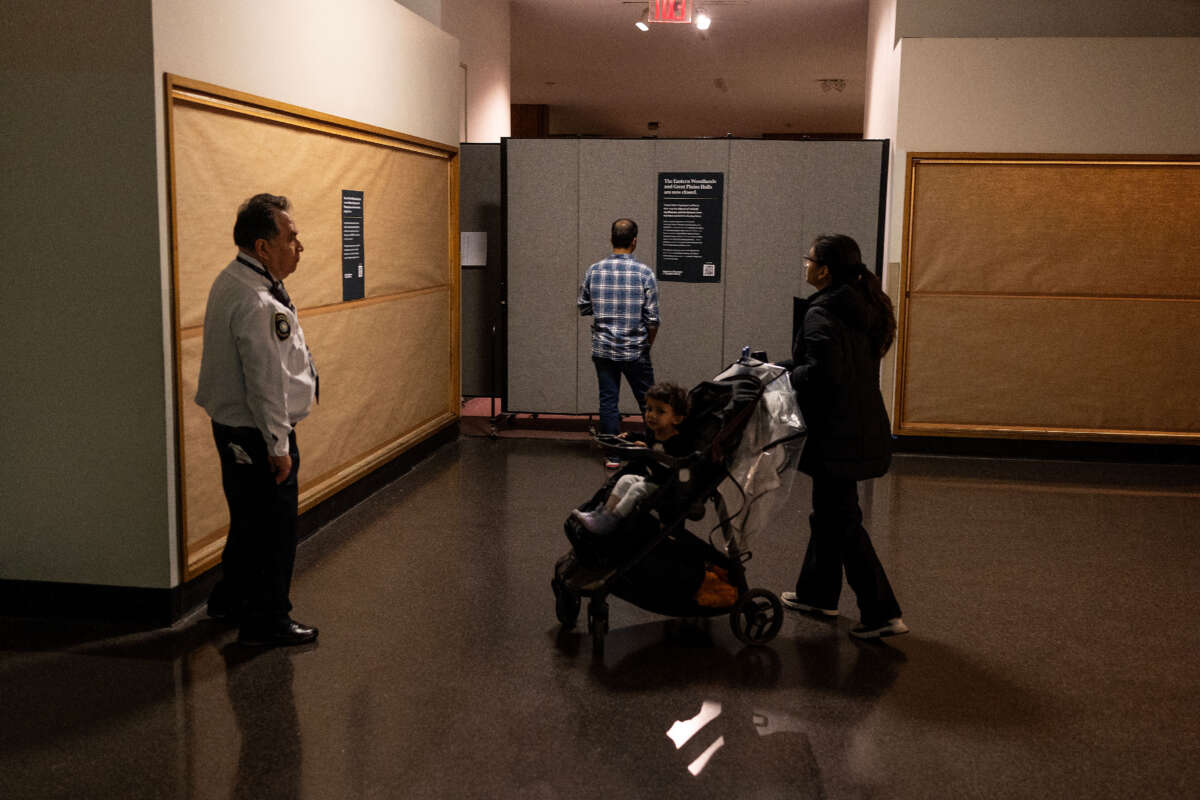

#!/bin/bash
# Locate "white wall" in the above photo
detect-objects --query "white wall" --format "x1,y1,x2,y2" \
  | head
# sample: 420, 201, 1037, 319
442, 0, 512, 143
864, 0, 902, 408
864, 0, 901, 147
152, 0, 459, 144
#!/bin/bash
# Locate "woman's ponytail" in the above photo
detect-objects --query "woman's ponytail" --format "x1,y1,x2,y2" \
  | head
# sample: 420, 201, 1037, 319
810, 235, 896, 357
853, 263, 896, 357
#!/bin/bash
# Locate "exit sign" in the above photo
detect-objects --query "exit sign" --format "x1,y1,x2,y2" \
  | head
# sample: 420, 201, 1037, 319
650, 0, 692, 24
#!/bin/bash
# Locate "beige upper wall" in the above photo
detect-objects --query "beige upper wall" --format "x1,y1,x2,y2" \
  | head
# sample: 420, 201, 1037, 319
896, 0, 1200, 40
442, 0, 512, 142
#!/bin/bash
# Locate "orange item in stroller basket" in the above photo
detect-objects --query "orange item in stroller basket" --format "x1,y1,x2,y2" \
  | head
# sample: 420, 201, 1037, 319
695, 568, 737, 608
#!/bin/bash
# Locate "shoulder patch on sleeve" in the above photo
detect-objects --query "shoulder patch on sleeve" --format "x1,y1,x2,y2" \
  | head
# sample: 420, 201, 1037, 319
274, 312, 291, 340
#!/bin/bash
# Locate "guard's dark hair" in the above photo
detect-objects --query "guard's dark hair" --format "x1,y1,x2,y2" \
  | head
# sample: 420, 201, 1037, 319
234, 194, 290, 250
810, 234, 896, 357
611, 218, 638, 249
645, 381, 689, 417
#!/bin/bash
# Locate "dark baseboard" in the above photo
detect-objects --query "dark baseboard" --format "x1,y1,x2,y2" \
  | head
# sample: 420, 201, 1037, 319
0, 580, 180, 628
893, 435, 1200, 465
0, 424, 459, 626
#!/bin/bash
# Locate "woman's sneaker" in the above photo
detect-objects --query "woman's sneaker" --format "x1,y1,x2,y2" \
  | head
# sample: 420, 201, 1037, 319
780, 592, 838, 616
849, 618, 909, 639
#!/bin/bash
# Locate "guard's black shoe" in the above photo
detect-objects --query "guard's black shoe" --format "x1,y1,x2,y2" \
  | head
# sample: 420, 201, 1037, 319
238, 619, 319, 647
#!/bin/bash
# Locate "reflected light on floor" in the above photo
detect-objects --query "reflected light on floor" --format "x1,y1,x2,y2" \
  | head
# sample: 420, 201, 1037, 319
688, 736, 725, 776
666, 700, 725, 776
666, 700, 722, 749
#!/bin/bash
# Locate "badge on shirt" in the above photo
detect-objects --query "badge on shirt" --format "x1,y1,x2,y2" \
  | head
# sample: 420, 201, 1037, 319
274, 312, 291, 340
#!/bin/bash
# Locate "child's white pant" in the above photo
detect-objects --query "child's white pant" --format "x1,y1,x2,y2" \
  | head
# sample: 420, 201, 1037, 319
610, 473, 658, 517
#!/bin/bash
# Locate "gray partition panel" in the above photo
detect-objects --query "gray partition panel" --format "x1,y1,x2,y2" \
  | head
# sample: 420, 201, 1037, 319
576, 139, 658, 415
506, 137, 886, 415
724, 140, 885, 366
799, 141, 885, 275
725, 141, 809, 366
506, 139, 579, 411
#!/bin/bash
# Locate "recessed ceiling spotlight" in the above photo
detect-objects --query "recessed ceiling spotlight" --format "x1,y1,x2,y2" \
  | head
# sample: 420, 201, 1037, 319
695, 10, 712, 30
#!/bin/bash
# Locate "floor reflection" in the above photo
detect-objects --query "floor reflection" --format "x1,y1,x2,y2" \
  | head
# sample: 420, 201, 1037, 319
550, 617, 905, 797
221, 644, 307, 800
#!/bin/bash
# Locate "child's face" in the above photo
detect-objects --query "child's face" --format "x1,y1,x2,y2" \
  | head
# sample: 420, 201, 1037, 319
644, 396, 685, 439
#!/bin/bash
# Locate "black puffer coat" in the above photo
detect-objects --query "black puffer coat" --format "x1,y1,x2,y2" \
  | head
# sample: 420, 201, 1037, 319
786, 284, 892, 480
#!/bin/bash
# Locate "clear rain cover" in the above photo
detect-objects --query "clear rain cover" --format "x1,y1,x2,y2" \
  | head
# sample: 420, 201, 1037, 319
711, 358, 806, 552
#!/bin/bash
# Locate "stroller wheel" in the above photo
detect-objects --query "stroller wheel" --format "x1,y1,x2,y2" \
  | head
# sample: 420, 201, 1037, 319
730, 588, 783, 645
552, 577, 580, 631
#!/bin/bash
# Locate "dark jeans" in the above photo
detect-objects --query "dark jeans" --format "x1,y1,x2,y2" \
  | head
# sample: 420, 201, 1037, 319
210, 422, 299, 627
795, 472, 901, 625
593, 353, 655, 436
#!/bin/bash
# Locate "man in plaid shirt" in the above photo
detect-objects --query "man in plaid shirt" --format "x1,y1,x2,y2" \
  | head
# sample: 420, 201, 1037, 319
578, 218, 660, 465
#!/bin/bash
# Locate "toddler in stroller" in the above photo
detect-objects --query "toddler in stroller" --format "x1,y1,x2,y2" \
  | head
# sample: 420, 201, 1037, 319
571, 381, 738, 606
553, 352, 806, 652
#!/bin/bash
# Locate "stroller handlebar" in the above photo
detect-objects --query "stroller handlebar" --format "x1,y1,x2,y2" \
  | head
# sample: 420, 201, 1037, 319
592, 434, 687, 468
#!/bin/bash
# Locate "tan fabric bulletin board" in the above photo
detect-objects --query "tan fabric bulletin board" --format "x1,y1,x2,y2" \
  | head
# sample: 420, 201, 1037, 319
166, 75, 459, 579
896, 153, 1200, 443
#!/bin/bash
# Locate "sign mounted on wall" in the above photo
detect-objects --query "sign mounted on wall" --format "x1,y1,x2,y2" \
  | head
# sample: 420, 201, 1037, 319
656, 172, 723, 283
650, 0, 692, 24
342, 189, 365, 301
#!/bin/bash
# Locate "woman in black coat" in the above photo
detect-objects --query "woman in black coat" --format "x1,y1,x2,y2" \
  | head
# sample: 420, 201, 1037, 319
782, 234, 907, 639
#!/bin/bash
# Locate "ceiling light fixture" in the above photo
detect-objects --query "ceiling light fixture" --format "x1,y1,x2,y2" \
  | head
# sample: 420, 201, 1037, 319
695, 10, 712, 30
635, 9, 650, 31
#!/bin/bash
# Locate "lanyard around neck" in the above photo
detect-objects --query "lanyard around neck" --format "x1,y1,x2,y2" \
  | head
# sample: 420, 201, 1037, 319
236, 255, 294, 310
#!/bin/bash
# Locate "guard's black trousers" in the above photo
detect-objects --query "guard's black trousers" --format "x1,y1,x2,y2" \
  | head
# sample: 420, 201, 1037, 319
210, 421, 299, 626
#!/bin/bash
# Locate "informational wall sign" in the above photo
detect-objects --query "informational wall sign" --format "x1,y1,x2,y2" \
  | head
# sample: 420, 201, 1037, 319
649, 0, 692, 23
342, 189, 364, 301
656, 172, 723, 283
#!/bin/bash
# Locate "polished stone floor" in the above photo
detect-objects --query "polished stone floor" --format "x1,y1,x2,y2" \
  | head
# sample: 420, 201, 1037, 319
3, 437, 1200, 799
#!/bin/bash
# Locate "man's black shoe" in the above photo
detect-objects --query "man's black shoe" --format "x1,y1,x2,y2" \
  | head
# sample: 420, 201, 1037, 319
237, 619, 319, 647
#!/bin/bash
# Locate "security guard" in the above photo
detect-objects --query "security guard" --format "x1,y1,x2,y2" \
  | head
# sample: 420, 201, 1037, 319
196, 193, 318, 646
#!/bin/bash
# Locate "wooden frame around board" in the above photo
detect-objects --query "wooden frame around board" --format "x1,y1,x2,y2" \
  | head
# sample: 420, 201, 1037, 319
895, 152, 1200, 443
164, 74, 460, 579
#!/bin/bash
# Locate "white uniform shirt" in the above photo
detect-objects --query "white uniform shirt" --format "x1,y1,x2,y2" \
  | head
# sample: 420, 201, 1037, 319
195, 254, 317, 456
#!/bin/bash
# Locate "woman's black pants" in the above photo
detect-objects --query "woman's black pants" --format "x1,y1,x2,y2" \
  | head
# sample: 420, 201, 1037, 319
795, 472, 901, 625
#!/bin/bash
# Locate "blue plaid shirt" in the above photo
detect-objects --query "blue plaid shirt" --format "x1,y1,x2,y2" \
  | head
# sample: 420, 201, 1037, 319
578, 253, 660, 360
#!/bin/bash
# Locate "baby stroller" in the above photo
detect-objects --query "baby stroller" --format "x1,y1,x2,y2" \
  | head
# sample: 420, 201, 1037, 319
552, 350, 806, 654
